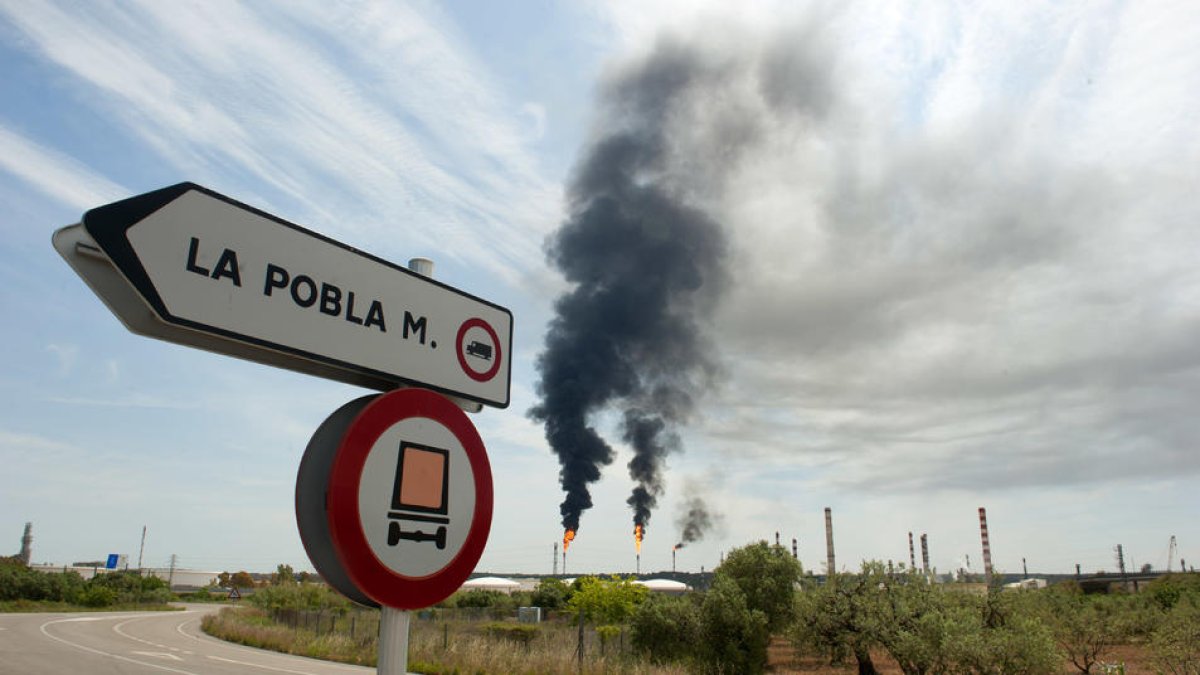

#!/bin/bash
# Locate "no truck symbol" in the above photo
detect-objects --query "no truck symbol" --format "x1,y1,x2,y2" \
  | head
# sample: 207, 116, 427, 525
465, 341, 492, 361
455, 318, 502, 383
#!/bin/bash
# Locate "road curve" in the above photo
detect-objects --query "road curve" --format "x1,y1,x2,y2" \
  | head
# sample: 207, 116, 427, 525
0, 604, 372, 674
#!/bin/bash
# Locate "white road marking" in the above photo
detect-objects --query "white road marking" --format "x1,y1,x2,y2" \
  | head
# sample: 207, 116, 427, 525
37, 616, 201, 675
115, 615, 175, 650
133, 651, 184, 660
207, 654, 321, 674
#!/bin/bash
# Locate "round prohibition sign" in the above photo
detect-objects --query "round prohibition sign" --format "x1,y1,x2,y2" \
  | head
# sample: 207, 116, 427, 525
326, 388, 493, 609
456, 317, 502, 382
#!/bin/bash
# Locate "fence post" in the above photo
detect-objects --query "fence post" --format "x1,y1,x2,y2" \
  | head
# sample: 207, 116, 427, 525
576, 608, 584, 671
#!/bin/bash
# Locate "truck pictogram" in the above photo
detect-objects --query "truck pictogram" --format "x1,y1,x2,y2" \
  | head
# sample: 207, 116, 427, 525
465, 341, 492, 361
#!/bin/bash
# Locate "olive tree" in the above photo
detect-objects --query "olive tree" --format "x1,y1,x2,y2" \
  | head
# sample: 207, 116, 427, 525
716, 540, 802, 632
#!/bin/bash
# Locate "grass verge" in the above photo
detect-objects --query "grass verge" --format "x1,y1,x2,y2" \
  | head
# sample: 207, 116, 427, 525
202, 606, 689, 674
0, 599, 183, 613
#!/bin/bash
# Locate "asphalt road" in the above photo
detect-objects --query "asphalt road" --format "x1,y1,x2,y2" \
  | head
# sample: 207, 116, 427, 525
0, 604, 373, 674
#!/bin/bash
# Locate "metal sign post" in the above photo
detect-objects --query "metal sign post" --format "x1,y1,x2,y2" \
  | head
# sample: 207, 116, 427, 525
378, 607, 412, 675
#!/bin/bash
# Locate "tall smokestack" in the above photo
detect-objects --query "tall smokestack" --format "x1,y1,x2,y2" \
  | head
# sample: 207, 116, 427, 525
553, 542, 559, 576
920, 533, 930, 575
978, 507, 993, 585
908, 531, 916, 571
824, 507, 835, 576
18, 522, 32, 565
138, 525, 147, 573
792, 538, 798, 560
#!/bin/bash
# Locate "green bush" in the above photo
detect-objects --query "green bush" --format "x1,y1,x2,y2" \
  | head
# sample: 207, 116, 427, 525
249, 582, 350, 612
531, 577, 569, 609
88, 571, 173, 604
715, 540, 802, 632
1150, 595, 1200, 675
1146, 573, 1200, 611
700, 575, 770, 674
630, 594, 702, 664
567, 575, 648, 625
77, 585, 117, 607
448, 589, 509, 609
483, 622, 538, 646
0, 560, 86, 602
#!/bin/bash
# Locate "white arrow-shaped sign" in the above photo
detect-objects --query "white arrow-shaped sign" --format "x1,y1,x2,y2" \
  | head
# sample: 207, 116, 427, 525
54, 183, 512, 408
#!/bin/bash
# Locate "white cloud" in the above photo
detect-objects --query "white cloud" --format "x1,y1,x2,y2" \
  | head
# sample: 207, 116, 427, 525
0, 124, 127, 209
0, 0, 562, 283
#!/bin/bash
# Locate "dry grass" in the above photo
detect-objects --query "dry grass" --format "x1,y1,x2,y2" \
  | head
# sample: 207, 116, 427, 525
202, 606, 688, 674
765, 638, 1158, 674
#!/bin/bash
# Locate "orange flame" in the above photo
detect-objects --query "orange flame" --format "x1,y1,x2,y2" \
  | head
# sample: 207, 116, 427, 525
563, 529, 576, 552
634, 524, 644, 554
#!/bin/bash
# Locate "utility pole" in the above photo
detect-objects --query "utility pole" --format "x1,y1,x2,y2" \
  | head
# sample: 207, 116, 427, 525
1022, 557, 1028, 579
168, 554, 178, 590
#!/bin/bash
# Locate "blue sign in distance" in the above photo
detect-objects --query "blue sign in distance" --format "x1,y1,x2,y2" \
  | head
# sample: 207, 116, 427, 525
105, 554, 119, 570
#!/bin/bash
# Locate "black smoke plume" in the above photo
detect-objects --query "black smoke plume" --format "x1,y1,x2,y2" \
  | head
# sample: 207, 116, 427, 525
674, 495, 717, 549
530, 41, 730, 536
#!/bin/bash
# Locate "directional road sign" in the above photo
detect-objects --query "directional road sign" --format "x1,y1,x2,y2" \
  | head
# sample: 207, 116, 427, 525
53, 183, 512, 408
325, 388, 493, 609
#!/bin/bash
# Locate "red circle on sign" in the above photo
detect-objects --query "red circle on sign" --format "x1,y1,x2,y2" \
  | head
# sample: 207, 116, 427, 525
326, 388, 493, 609
456, 318, 502, 382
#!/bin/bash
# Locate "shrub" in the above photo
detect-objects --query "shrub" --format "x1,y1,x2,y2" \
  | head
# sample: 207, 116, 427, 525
630, 594, 702, 664
77, 585, 117, 607
532, 577, 569, 609
249, 582, 350, 612
715, 540, 802, 632
700, 575, 770, 674
1150, 595, 1200, 675
567, 575, 648, 625
483, 622, 538, 646
450, 589, 509, 609
1147, 573, 1200, 611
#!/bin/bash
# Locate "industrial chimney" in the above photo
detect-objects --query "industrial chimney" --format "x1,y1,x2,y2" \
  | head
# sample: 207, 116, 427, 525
920, 533, 930, 576
824, 507, 835, 577
908, 531, 916, 571
978, 507, 994, 585
18, 522, 32, 565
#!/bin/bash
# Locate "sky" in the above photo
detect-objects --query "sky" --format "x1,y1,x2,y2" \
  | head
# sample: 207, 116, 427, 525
1, 0, 1198, 581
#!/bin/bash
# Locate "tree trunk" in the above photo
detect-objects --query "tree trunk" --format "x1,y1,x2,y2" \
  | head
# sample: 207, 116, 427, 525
855, 646, 880, 675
